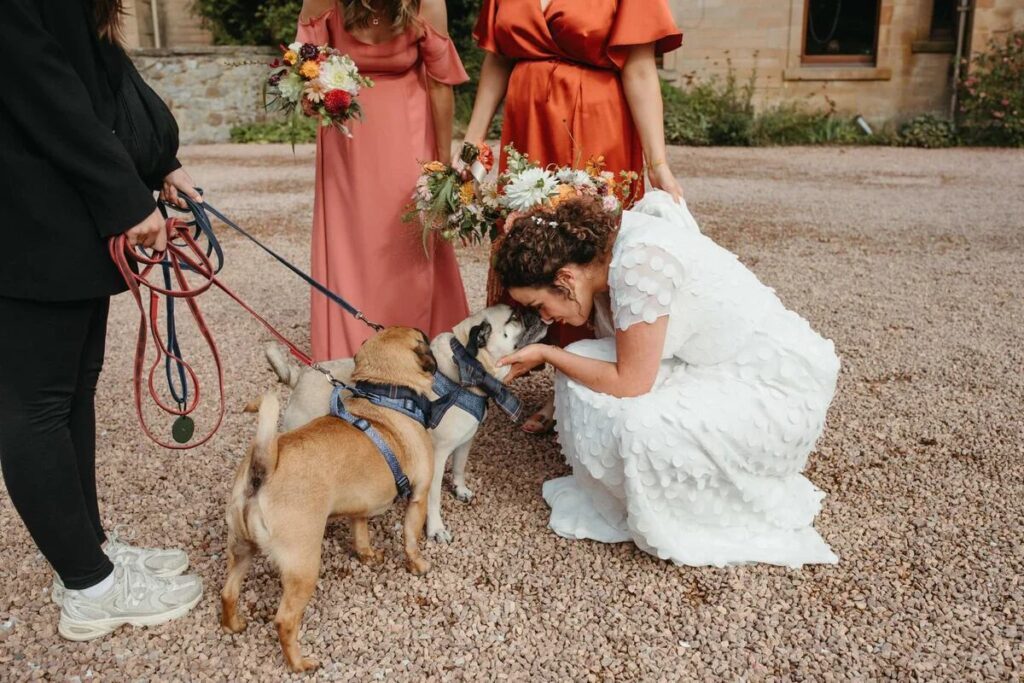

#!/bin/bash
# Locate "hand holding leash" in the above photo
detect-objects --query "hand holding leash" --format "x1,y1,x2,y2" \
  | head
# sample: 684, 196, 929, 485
124, 207, 168, 252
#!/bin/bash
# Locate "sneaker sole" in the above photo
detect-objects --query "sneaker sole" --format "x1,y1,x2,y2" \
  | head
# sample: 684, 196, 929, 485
51, 558, 190, 608
57, 590, 202, 642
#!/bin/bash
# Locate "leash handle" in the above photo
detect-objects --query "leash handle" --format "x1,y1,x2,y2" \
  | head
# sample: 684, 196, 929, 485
109, 219, 224, 450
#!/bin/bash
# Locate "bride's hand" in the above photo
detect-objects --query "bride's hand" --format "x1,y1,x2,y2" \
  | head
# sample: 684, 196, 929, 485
497, 343, 549, 381
647, 162, 684, 203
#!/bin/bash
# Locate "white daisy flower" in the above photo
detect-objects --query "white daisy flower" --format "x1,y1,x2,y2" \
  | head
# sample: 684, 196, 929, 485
319, 59, 358, 93
278, 72, 304, 102
501, 167, 558, 211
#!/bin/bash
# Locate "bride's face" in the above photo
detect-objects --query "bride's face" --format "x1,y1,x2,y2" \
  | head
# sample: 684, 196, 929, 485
508, 265, 595, 327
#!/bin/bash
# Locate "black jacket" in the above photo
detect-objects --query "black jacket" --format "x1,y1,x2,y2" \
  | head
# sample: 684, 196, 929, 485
0, 0, 168, 300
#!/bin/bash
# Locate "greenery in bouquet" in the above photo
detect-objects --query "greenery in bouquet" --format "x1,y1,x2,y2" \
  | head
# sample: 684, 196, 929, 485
403, 159, 503, 254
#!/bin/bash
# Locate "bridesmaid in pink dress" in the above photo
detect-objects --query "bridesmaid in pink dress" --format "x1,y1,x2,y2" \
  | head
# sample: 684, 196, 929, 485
297, 0, 470, 360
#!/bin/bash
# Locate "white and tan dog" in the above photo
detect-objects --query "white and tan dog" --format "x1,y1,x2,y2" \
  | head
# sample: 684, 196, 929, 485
265, 304, 548, 543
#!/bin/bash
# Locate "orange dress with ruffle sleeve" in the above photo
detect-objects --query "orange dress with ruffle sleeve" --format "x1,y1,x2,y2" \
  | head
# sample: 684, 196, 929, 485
298, 9, 471, 360
475, 0, 682, 343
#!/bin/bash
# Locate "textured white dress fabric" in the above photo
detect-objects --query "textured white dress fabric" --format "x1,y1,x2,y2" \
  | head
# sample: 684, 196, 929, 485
546, 191, 841, 567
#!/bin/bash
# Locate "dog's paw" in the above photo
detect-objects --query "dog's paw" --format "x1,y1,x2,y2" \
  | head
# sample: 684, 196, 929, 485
453, 485, 475, 503
355, 548, 385, 565
287, 657, 320, 673
221, 614, 247, 634
427, 526, 454, 544
407, 556, 431, 575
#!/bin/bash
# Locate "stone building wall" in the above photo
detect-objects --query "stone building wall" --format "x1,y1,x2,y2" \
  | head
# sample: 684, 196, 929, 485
665, 0, 959, 124
131, 47, 277, 144
971, 0, 1024, 55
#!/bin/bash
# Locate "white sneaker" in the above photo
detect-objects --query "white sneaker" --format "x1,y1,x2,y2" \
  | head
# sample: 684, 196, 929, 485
58, 564, 202, 641
51, 532, 189, 606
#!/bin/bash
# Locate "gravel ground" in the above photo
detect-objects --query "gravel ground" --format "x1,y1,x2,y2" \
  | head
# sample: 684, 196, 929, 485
1, 144, 1022, 681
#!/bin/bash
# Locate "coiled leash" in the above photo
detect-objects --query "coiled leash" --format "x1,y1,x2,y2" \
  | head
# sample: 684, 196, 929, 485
110, 192, 383, 449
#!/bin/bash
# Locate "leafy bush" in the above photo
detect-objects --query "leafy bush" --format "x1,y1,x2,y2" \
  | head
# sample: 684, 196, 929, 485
897, 114, 958, 148
661, 68, 755, 146
957, 31, 1024, 147
661, 70, 870, 147
230, 117, 317, 144
193, 0, 299, 45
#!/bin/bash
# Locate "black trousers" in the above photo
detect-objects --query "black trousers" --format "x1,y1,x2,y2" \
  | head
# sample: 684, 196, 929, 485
0, 296, 114, 589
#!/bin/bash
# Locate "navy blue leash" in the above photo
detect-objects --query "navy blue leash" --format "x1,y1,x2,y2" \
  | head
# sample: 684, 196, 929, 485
154, 192, 384, 439
175, 193, 384, 332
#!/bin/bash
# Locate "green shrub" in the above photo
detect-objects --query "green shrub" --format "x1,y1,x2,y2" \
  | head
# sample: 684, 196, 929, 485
661, 69, 755, 146
897, 114, 958, 148
661, 69, 872, 147
957, 31, 1024, 147
230, 116, 318, 144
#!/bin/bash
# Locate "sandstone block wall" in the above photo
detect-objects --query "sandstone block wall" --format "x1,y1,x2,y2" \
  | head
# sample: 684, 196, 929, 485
131, 47, 278, 144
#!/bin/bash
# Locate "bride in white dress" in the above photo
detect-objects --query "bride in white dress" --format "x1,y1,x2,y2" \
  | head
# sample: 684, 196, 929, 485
494, 191, 840, 567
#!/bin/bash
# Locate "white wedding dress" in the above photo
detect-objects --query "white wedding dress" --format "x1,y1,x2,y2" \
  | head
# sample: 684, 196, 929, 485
547, 191, 840, 567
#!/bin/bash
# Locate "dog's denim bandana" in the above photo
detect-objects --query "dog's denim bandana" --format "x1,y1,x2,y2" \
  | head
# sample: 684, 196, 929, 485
329, 384, 422, 499
428, 337, 523, 427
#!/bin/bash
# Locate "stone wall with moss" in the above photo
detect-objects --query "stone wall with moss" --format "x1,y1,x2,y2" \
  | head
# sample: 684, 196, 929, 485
130, 47, 276, 143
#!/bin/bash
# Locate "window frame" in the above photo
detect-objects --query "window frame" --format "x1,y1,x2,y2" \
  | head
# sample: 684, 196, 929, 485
801, 0, 882, 66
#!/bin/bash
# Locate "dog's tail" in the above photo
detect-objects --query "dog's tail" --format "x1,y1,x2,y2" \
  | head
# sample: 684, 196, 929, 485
265, 342, 301, 389
243, 389, 281, 492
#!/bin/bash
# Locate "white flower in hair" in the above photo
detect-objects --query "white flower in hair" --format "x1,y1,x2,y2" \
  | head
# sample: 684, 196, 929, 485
502, 167, 558, 211
555, 168, 594, 188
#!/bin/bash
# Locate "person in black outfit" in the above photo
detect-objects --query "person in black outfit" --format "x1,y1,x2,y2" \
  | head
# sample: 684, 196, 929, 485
0, 0, 204, 641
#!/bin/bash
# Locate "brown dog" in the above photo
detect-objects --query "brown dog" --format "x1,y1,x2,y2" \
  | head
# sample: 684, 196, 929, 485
220, 327, 437, 672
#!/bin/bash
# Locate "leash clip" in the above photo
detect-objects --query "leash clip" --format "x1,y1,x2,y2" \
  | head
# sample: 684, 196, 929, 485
312, 363, 346, 387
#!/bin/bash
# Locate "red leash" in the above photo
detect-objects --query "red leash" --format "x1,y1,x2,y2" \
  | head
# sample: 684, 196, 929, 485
109, 218, 314, 449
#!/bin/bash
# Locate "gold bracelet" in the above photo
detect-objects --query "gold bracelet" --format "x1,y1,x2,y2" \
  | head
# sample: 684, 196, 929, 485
646, 158, 667, 171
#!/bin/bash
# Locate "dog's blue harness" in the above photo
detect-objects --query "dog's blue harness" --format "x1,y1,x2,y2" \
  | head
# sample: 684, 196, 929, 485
428, 338, 523, 427
430, 371, 488, 425
324, 337, 523, 499
329, 384, 423, 499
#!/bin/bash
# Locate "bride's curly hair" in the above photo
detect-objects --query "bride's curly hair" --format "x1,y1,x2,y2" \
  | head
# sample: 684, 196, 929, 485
494, 197, 619, 290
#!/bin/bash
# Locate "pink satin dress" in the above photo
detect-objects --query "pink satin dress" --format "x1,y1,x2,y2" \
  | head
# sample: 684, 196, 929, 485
298, 9, 470, 360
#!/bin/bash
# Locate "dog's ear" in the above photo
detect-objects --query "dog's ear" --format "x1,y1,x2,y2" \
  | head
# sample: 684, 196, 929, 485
465, 320, 492, 357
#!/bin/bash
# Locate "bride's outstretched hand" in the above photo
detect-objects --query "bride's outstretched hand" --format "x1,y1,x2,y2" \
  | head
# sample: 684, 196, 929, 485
648, 163, 684, 203
497, 343, 549, 382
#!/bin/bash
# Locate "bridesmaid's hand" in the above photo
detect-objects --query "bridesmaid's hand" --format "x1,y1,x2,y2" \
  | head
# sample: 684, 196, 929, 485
497, 343, 549, 381
648, 162, 684, 203
161, 167, 203, 209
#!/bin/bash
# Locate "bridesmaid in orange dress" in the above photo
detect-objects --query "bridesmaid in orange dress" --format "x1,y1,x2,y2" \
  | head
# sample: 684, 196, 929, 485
463, 0, 684, 432
298, 0, 470, 360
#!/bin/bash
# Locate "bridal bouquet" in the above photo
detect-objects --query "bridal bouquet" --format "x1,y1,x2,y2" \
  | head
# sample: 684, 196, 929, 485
404, 143, 639, 251
266, 42, 373, 137
403, 143, 501, 251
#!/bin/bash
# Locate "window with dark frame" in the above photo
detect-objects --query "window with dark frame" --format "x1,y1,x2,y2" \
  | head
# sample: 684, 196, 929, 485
803, 0, 881, 64
930, 0, 957, 42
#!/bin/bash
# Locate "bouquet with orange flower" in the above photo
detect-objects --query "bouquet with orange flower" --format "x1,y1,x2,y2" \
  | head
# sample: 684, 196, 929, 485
402, 157, 502, 253
404, 143, 637, 254
266, 42, 373, 137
